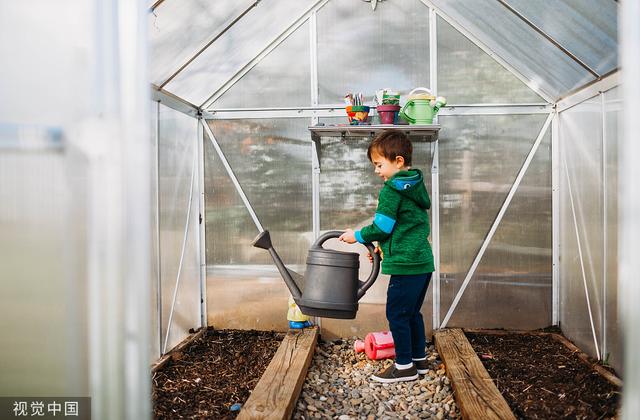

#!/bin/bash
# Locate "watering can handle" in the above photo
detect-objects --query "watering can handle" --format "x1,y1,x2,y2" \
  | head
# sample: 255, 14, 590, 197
399, 100, 416, 124
408, 87, 432, 96
313, 231, 381, 300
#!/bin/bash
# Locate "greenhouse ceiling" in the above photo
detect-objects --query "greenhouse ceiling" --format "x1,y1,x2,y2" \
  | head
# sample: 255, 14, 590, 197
149, 0, 618, 110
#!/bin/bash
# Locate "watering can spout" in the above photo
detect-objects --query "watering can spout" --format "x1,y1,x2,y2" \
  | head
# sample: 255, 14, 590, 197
251, 230, 303, 300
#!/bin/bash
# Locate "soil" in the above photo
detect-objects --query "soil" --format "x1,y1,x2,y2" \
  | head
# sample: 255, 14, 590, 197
465, 331, 620, 419
152, 327, 284, 419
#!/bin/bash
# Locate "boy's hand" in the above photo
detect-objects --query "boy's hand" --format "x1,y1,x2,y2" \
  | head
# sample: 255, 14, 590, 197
367, 245, 381, 263
339, 229, 357, 244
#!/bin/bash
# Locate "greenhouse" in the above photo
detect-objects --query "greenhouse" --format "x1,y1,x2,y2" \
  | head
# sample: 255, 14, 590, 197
2, 0, 640, 418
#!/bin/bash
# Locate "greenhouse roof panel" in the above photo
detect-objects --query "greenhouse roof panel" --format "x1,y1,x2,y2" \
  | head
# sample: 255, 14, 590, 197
164, 0, 323, 107
212, 22, 311, 109
504, 0, 618, 76
149, 0, 258, 86
430, 0, 600, 99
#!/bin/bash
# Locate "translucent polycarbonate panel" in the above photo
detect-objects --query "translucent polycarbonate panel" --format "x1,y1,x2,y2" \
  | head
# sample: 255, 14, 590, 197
604, 87, 621, 373
212, 22, 310, 109
431, 0, 594, 99
446, 129, 552, 329
166, 0, 316, 106
437, 17, 543, 104
317, 117, 435, 337
504, 0, 618, 76
0, 150, 89, 396
437, 114, 549, 324
3, 2, 151, 415
559, 97, 604, 360
0, 1, 93, 397
150, 101, 160, 360
149, 0, 257, 85
158, 105, 201, 352
317, 0, 430, 105
0, 2, 92, 126
204, 119, 312, 331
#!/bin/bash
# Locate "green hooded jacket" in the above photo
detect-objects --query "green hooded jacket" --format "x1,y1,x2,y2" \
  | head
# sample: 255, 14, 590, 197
354, 169, 434, 275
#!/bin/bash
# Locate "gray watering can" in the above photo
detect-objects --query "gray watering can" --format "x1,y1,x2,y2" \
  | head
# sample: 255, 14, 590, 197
252, 230, 381, 319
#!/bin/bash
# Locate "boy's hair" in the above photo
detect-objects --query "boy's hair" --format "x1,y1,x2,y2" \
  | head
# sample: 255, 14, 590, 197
367, 129, 413, 166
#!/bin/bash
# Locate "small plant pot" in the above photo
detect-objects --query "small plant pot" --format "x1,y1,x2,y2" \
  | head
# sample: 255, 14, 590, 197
346, 105, 370, 125
376, 104, 401, 124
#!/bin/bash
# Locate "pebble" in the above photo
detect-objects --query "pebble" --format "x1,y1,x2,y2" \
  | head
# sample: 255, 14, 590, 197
292, 339, 460, 419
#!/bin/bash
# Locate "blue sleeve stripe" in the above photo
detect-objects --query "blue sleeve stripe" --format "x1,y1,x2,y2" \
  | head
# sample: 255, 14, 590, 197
354, 230, 365, 243
373, 213, 396, 234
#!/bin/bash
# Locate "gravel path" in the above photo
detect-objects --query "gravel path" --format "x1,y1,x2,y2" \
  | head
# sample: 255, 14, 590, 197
293, 337, 460, 419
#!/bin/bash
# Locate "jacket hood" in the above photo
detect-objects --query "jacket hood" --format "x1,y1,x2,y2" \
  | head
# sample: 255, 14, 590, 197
385, 168, 431, 210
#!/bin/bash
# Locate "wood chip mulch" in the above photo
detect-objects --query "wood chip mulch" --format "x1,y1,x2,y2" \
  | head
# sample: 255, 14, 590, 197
152, 327, 284, 419
466, 331, 620, 419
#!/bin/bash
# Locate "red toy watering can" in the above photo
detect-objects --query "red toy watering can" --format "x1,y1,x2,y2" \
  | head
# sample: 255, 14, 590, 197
354, 331, 395, 360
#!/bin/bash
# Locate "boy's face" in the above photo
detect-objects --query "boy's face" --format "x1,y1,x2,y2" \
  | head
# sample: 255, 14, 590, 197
370, 150, 407, 181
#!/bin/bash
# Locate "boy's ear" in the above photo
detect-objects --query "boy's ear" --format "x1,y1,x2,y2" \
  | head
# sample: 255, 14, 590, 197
395, 155, 405, 167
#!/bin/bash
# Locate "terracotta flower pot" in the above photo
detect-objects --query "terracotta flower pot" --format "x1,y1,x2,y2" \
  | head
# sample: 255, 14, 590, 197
376, 104, 401, 124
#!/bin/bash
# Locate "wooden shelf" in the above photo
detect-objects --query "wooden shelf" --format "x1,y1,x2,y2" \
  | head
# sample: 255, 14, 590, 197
309, 124, 441, 142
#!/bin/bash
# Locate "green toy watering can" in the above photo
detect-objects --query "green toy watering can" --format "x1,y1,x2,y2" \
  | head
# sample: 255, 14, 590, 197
399, 87, 446, 125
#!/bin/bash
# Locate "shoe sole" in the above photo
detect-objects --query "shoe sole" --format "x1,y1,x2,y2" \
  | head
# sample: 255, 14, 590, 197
370, 373, 419, 383
417, 369, 428, 375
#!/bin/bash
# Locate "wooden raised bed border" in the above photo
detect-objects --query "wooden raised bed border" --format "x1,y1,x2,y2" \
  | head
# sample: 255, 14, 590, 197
151, 328, 206, 374
435, 328, 516, 420
238, 326, 319, 420
463, 328, 622, 388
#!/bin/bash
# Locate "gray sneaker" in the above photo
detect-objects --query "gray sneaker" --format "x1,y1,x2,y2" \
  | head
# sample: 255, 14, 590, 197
413, 359, 429, 375
371, 364, 419, 383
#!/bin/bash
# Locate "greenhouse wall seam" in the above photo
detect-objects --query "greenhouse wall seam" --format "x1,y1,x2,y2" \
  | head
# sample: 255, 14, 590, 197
601, 93, 608, 361
154, 100, 163, 357
429, 5, 441, 331
552, 114, 560, 325
197, 117, 207, 329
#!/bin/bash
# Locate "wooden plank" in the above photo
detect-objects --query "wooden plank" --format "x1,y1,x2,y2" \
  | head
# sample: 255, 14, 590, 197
548, 333, 623, 388
435, 329, 516, 420
238, 326, 318, 420
463, 328, 533, 336
150, 328, 206, 374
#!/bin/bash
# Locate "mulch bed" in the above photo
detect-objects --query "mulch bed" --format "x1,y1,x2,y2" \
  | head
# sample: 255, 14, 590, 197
152, 327, 284, 419
465, 331, 620, 419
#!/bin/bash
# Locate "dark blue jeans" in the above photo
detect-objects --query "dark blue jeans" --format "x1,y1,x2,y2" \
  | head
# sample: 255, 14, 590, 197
386, 273, 432, 365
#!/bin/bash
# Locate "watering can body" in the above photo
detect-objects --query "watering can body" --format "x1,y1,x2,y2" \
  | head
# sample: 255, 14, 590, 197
399, 87, 446, 125
252, 230, 381, 319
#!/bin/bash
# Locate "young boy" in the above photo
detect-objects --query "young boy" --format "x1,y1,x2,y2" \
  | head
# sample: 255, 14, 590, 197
339, 129, 434, 383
